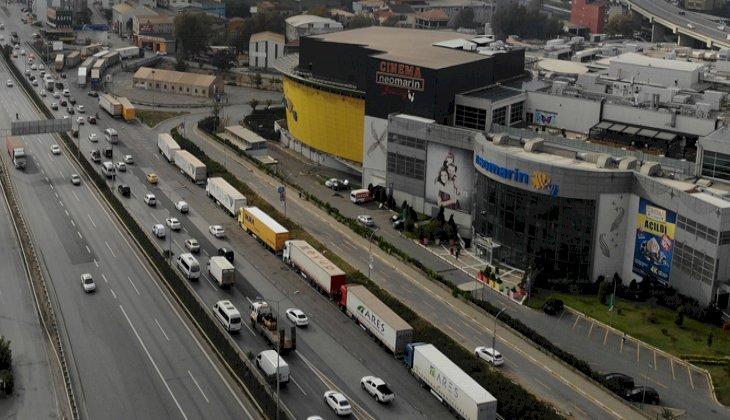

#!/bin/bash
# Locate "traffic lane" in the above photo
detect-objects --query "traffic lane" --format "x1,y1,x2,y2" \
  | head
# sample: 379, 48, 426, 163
0, 185, 60, 419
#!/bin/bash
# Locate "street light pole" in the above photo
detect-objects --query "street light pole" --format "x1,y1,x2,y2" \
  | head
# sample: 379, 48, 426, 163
367, 228, 380, 281
492, 307, 507, 352
151, 70, 155, 108
267, 290, 299, 420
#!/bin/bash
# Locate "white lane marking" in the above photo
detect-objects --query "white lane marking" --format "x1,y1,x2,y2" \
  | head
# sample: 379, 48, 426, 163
128, 276, 140, 296
59, 169, 64, 178
73, 191, 80, 202
188, 371, 210, 404
155, 319, 170, 342
45, 176, 49, 183
65, 209, 69, 217
85, 245, 91, 254
77, 231, 82, 239
59, 200, 64, 207
70, 220, 75, 227
87, 214, 96, 228
202, 249, 209, 257
202, 273, 216, 289
93, 259, 98, 268
120, 306, 188, 418
182, 227, 188, 234
50, 184, 54, 190
290, 376, 307, 395
110, 289, 117, 299
105, 241, 117, 258
152, 214, 160, 223
102, 273, 109, 284
54, 192, 59, 199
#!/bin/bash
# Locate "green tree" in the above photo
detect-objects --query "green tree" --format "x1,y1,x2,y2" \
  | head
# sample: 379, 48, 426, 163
309, 6, 332, 18
223, 0, 250, 18
248, 98, 261, 111
174, 52, 188, 72
230, 12, 285, 53
598, 280, 608, 304
382, 15, 401, 27
348, 14, 377, 29
76, 7, 92, 25
102, 8, 113, 23
174, 13, 211, 58
0, 370, 13, 395
211, 49, 234, 73
453, 7, 475, 29
492, 4, 563, 40
0, 336, 11, 370
605, 14, 637, 37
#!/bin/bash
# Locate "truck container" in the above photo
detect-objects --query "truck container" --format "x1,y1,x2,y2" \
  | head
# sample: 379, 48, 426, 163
80, 43, 102, 58
6, 136, 27, 170
339, 284, 413, 356
207, 256, 235, 288
249, 301, 296, 355
206, 177, 247, 217
54, 54, 64, 71
405, 343, 497, 420
99, 94, 122, 118
45, 78, 55, 91
283, 240, 346, 299
78, 57, 94, 87
103, 51, 120, 68
115, 46, 141, 59
157, 133, 180, 163
90, 68, 102, 89
256, 350, 289, 386
65, 51, 80, 68
117, 96, 136, 121
174, 150, 207, 184
239, 207, 289, 254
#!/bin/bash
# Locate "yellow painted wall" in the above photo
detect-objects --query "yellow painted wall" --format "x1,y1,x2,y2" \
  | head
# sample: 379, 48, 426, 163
283, 78, 365, 163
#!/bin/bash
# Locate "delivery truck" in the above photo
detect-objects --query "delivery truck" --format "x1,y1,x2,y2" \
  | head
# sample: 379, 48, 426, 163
207, 256, 235, 288
98, 94, 122, 118
249, 301, 296, 355
115, 46, 141, 59
157, 133, 180, 163
174, 150, 207, 184
117, 97, 136, 121
65, 51, 81, 68
54, 54, 64, 71
339, 284, 413, 356
405, 343, 497, 420
239, 207, 289, 254
6, 136, 27, 170
206, 177, 247, 217
283, 240, 346, 299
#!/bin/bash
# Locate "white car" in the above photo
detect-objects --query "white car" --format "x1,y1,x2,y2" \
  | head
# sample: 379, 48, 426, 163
75, 104, 85, 113
166, 217, 181, 231
123, 154, 134, 164
81, 273, 96, 292
51, 144, 61, 155
323, 390, 351, 416
184, 238, 200, 253
360, 376, 395, 403
357, 215, 375, 227
285, 308, 308, 327
40, 89, 47, 96
175, 200, 189, 213
88, 133, 99, 142
20, 49, 25, 56
76, 116, 85, 125
144, 193, 156, 206
208, 225, 225, 238
70, 174, 81, 185
52, 91, 60, 98
115, 162, 126, 172
39, 64, 45, 70
31, 79, 38, 86
152, 223, 165, 238
30, 63, 37, 70
6, 80, 13, 87
475, 346, 504, 366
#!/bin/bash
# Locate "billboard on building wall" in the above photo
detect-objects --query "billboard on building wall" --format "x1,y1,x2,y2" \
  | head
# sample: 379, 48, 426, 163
424, 143, 474, 214
632, 199, 675, 284
534, 110, 558, 127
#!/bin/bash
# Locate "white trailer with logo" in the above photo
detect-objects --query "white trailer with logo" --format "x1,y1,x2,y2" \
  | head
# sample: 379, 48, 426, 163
174, 150, 207, 184
157, 133, 180, 163
339, 284, 413, 356
206, 177, 247, 217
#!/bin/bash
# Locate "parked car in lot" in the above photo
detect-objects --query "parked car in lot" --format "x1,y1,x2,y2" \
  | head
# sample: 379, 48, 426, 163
603, 373, 635, 395
360, 376, 394, 403
475, 346, 504, 366
542, 298, 564, 315
285, 308, 308, 327
323, 391, 351, 416
624, 386, 660, 405
357, 215, 375, 227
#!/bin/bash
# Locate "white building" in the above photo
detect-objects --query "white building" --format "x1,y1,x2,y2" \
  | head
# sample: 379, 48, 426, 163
284, 15, 343, 42
249, 31, 285, 69
607, 53, 708, 91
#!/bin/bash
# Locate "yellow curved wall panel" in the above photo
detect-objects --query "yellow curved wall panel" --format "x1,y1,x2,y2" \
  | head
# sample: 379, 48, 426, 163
283, 78, 365, 163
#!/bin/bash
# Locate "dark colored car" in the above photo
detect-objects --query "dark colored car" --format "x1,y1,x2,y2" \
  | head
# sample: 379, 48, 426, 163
624, 386, 660, 405
71, 128, 79, 138
603, 373, 635, 395
542, 298, 564, 315
69, 97, 76, 105
88, 115, 96, 124
392, 218, 404, 231
117, 184, 130, 197
217, 247, 234, 262
60, 99, 67, 107
60, 72, 66, 79
104, 148, 113, 158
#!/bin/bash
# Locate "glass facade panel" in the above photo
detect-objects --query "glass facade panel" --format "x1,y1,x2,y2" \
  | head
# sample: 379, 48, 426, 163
454, 105, 487, 131
510, 102, 524, 124
492, 106, 507, 127
702, 151, 730, 181
474, 175, 596, 278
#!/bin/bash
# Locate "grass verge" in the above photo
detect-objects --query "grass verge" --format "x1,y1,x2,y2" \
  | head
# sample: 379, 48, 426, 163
137, 109, 188, 127
702, 363, 730, 406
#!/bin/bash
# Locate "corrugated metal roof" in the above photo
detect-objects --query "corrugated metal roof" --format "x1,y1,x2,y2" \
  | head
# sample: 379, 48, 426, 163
132, 67, 216, 87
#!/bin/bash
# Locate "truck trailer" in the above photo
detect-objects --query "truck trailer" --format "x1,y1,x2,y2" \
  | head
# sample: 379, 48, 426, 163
283, 240, 346, 299
339, 284, 413, 356
174, 150, 207, 184
54, 54, 64, 71
6, 136, 27, 170
115, 46, 141, 59
208, 256, 235, 288
157, 133, 180, 163
117, 97, 136, 121
206, 177, 247, 217
98, 94, 122, 118
239, 207, 289, 254
65, 51, 81, 68
405, 343, 497, 420
249, 301, 296, 355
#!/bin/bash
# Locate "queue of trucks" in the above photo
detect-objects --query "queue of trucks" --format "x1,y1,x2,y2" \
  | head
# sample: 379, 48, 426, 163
99, 94, 122, 118
206, 177, 247, 217
158, 133, 180, 163
6, 136, 27, 170
239, 206, 289, 254
283, 240, 346, 299
116, 96, 136, 121
174, 150, 207, 184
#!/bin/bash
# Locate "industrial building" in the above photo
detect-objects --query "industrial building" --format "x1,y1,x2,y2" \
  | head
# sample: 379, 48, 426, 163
249, 31, 285, 69
132, 67, 223, 98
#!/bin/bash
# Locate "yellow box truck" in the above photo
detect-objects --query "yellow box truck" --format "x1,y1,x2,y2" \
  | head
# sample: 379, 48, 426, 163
239, 207, 289, 254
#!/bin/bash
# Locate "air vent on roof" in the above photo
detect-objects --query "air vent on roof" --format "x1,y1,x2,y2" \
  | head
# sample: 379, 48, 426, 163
524, 138, 544, 152
618, 157, 638, 170
696, 178, 713, 187
640, 162, 662, 177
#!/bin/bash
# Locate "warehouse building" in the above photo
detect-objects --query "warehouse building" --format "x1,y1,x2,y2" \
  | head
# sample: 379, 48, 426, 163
249, 31, 285, 69
132, 67, 223, 98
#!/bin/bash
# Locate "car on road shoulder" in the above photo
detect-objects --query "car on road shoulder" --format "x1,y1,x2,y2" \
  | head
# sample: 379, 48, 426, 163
285, 308, 308, 327
208, 225, 225, 238
360, 376, 394, 403
166, 217, 181, 231
475, 346, 504, 366
357, 214, 375, 227
323, 390, 351, 416
175, 200, 189, 213
624, 386, 660, 405
144, 193, 156, 206
81, 273, 96, 292
184, 238, 200, 253
51, 144, 61, 155
71, 174, 81, 185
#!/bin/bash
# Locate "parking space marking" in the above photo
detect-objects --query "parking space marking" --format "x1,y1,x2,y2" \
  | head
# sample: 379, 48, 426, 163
688, 365, 695, 390
603, 329, 609, 346
588, 322, 594, 337
670, 359, 676, 380
643, 374, 668, 389
572, 315, 581, 330
654, 351, 657, 372
637, 342, 641, 363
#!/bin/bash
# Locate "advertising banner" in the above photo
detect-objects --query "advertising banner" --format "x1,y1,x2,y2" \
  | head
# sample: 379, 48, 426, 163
424, 143, 474, 213
632, 199, 675, 284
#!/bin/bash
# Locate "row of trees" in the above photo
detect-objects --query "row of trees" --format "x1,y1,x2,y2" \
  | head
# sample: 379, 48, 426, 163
0, 336, 13, 395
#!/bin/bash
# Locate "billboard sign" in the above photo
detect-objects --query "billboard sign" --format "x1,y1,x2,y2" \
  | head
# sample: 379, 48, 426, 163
534, 110, 558, 127
375, 60, 425, 92
424, 143, 474, 213
632, 199, 675, 284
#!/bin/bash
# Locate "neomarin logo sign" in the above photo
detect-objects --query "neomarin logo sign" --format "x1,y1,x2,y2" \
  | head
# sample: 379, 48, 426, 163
356, 304, 386, 333
376, 60, 425, 92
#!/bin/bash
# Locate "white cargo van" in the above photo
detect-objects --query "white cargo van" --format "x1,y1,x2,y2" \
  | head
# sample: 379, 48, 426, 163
101, 161, 116, 178
350, 188, 373, 204
176, 253, 201, 280
256, 350, 289, 386
213, 300, 241, 333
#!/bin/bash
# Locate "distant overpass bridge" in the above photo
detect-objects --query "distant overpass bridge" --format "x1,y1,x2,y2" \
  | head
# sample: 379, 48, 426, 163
621, 0, 730, 49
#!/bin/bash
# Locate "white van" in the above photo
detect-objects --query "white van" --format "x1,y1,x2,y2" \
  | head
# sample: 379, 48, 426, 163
213, 300, 241, 333
176, 253, 200, 280
101, 161, 116, 178
104, 128, 119, 144
256, 350, 289, 386
350, 188, 373, 204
